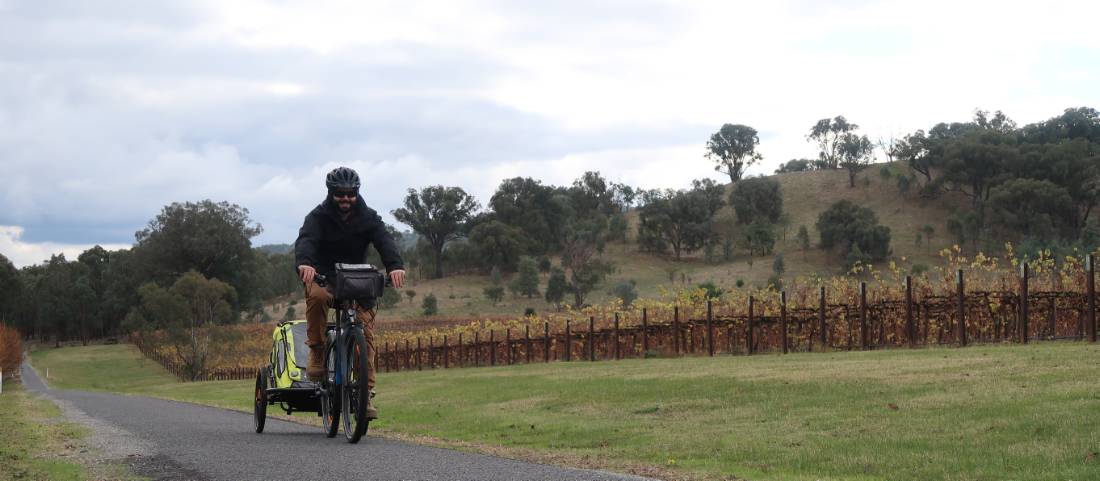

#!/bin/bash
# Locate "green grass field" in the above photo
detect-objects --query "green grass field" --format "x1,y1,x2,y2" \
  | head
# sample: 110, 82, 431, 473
0, 381, 144, 481
0, 384, 87, 481
30, 342, 1100, 481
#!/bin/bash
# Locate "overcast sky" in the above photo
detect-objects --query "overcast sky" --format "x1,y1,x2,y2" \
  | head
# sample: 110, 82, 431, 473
2, 0, 1099, 267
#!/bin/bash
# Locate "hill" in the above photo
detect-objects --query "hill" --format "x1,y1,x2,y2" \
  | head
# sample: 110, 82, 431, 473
256, 243, 293, 255
263, 164, 968, 325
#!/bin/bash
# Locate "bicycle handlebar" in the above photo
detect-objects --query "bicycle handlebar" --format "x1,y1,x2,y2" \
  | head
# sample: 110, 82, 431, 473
312, 273, 394, 289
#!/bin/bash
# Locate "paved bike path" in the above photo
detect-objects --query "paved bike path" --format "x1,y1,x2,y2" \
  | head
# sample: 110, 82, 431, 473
21, 362, 656, 481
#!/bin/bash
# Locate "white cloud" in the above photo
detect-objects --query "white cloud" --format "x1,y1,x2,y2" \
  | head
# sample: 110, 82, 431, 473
1, 0, 1098, 263
0, 225, 129, 268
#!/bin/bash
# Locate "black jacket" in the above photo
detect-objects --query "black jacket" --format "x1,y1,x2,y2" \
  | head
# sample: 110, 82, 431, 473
294, 197, 404, 278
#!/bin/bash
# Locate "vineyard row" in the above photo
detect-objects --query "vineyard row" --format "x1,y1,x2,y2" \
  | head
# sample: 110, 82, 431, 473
135, 264, 1099, 381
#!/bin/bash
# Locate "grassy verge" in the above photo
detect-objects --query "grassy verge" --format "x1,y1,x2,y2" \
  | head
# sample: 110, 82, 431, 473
0, 382, 141, 481
31, 342, 1100, 481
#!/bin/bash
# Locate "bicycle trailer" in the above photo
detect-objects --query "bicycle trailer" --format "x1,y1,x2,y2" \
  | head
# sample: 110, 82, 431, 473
271, 319, 311, 389
254, 319, 325, 432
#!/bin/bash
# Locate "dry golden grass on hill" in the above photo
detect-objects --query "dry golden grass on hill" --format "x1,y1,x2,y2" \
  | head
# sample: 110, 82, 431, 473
264, 164, 971, 329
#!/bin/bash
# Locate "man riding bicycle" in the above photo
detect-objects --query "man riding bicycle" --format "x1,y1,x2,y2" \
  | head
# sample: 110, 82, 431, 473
294, 166, 406, 420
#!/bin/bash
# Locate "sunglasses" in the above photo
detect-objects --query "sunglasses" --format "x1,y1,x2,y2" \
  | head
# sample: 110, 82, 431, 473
332, 191, 358, 199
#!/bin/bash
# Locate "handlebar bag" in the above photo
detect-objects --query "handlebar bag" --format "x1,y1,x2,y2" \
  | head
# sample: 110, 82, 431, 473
334, 263, 385, 300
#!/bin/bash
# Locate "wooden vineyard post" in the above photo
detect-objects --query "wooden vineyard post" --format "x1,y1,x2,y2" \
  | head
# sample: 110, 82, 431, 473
1089, 254, 1097, 343
417, 337, 422, 371
706, 301, 714, 356
392, 342, 399, 372
474, 331, 480, 367
906, 276, 914, 348
428, 336, 434, 369
819, 286, 827, 348
404, 339, 410, 370
780, 291, 788, 354
589, 316, 596, 362
614, 312, 621, 360
1020, 264, 1029, 344
747, 296, 755, 355
490, 330, 497, 366
642, 308, 649, 353
673, 306, 681, 356
525, 326, 532, 364
442, 336, 449, 369
565, 321, 572, 361
544, 322, 551, 363
689, 324, 695, 353
1049, 295, 1057, 340
727, 323, 734, 354
458, 333, 464, 368
920, 302, 929, 344
506, 328, 513, 365
957, 269, 967, 347
384, 342, 390, 373
859, 282, 868, 350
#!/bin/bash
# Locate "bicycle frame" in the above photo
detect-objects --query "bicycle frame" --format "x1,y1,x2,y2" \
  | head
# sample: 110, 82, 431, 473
327, 303, 363, 389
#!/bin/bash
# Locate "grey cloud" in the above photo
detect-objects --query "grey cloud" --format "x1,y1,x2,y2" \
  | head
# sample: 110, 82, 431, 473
0, 1, 706, 248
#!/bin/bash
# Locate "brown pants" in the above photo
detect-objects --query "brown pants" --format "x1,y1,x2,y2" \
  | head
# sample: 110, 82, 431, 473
304, 282, 377, 390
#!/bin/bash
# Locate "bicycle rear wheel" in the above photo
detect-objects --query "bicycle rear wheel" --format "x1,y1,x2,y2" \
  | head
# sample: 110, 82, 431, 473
253, 368, 267, 433
321, 339, 340, 438
341, 329, 370, 443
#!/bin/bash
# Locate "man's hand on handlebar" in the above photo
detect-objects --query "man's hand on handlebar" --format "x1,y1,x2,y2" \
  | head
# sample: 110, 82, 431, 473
298, 265, 317, 284
301, 265, 404, 288
389, 269, 406, 289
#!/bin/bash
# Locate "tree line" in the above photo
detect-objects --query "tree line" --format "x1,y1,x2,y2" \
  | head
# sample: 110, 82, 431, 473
2, 106, 1096, 341
0, 201, 300, 345
389, 171, 635, 309
708, 107, 1100, 260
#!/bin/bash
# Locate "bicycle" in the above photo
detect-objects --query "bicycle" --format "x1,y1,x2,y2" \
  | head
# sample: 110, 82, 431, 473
253, 263, 386, 443
314, 263, 388, 443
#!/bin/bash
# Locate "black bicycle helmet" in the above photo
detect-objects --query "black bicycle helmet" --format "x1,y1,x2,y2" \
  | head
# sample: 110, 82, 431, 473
326, 167, 361, 191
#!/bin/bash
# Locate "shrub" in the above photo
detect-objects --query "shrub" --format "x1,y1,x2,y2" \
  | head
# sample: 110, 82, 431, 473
879, 165, 894, 179
0, 324, 22, 378
483, 286, 505, 304
544, 268, 568, 309
729, 177, 783, 225
816, 200, 891, 263
380, 286, 402, 309
775, 158, 812, 174
610, 280, 638, 307
697, 281, 724, 299
511, 256, 540, 298
421, 294, 439, 316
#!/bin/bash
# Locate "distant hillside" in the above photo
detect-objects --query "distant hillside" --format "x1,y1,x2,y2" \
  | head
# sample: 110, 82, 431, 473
264, 164, 970, 323
256, 243, 293, 255
600, 163, 966, 298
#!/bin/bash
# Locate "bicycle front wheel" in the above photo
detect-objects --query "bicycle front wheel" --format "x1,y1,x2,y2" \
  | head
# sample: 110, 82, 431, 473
341, 328, 370, 443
